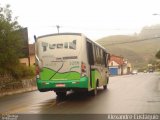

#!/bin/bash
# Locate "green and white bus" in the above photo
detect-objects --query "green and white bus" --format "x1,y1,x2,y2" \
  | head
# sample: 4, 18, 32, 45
35, 33, 110, 97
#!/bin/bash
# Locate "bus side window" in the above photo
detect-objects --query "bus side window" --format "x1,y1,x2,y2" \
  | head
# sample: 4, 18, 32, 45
95, 46, 99, 64
106, 53, 110, 65
100, 49, 104, 65
87, 41, 94, 65
103, 51, 107, 67
93, 45, 96, 64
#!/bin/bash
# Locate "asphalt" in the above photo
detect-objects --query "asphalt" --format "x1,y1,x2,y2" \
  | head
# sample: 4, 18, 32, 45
0, 72, 160, 115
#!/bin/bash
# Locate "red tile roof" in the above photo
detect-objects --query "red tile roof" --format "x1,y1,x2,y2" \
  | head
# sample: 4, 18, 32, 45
109, 54, 124, 65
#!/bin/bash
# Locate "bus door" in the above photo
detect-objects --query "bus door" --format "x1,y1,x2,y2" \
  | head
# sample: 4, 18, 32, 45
87, 41, 94, 88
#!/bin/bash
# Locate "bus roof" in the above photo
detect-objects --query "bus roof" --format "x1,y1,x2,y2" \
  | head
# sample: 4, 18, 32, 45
36, 32, 108, 53
37, 33, 83, 39
86, 37, 107, 53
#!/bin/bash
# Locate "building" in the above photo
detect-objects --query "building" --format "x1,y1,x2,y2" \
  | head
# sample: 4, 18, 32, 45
109, 55, 132, 76
19, 44, 35, 66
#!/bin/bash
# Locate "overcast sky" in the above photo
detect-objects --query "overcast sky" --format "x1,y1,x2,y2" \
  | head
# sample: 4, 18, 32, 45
1, 0, 160, 43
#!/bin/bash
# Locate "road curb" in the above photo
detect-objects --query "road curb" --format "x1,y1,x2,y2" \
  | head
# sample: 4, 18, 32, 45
0, 87, 37, 98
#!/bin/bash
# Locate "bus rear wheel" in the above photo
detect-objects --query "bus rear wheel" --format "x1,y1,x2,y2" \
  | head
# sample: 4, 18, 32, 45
91, 81, 98, 96
103, 85, 107, 90
91, 87, 97, 96
56, 91, 66, 98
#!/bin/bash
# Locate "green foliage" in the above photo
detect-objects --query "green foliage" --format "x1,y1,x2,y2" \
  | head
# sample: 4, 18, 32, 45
0, 4, 23, 76
11, 65, 35, 79
155, 50, 160, 59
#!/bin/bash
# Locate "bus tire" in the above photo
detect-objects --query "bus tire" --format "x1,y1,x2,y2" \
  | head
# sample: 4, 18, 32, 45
103, 85, 107, 90
91, 81, 98, 96
39, 89, 47, 92
56, 91, 66, 98
91, 87, 97, 96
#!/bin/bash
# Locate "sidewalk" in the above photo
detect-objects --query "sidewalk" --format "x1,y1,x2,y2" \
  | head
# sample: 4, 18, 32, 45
0, 86, 37, 97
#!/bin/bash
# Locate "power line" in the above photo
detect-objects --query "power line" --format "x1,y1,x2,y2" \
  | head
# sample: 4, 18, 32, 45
105, 36, 160, 46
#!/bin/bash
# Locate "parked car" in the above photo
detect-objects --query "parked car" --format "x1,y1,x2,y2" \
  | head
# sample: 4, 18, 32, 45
148, 69, 154, 73
143, 70, 147, 73
131, 70, 138, 75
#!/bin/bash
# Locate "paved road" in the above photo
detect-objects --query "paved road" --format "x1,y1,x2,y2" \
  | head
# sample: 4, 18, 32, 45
0, 72, 160, 114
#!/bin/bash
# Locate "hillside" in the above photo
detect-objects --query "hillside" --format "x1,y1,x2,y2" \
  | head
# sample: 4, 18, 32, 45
96, 25, 160, 68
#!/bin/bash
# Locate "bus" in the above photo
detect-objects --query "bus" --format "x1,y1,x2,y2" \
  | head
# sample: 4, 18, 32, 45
35, 33, 110, 97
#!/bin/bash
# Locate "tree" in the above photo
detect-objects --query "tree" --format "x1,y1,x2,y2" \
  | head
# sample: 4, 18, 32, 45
155, 50, 160, 59
0, 4, 22, 75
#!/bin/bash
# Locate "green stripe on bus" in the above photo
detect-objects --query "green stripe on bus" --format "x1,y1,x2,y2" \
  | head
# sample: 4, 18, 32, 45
40, 67, 80, 80
91, 69, 102, 88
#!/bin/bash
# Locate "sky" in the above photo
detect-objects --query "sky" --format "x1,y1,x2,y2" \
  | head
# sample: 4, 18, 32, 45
1, 0, 160, 43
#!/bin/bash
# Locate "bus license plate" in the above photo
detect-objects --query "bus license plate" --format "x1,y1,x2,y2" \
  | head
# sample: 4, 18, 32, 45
56, 84, 65, 87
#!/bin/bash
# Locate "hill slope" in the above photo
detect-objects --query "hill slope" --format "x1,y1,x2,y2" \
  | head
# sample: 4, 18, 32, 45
96, 25, 160, 68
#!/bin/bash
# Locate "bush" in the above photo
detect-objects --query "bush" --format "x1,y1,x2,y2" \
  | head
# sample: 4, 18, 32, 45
11, 65, 35, 79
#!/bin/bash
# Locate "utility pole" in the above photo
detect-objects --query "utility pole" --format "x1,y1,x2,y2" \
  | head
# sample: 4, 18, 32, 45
56, 25, 60, 34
